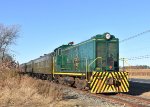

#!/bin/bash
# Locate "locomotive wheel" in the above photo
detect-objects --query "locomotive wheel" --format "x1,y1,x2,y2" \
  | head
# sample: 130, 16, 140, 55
41, 74, 46, 80
47, 75, 53, 81
63, 76, 75, 86
53, 76, 59, 83
75, 78, 87, 90
58, 76, 64, 84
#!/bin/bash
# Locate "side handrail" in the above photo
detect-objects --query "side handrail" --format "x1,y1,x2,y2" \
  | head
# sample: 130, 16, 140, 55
53, 56, 55, 78
87, 57, 102, 81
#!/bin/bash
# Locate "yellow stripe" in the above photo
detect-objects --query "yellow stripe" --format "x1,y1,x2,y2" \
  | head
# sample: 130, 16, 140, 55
91, 73, 100, 93
90, 72, 99, 87
108, 86, 113, 92
120, 72, 128, 92
123, 82, 128, 92
112, 85, 116, 92
120, 72, 129, 92
95, 72, 104, 93
89, 72, 96, 83
117, 72, 125, 92
54, 72, 85, 76
96, 80, 102, 93
92, 79, 99, 93
121, 80, 126, 92
123, 72, 129, 86
103, 85, 109, 92
100, 72, 109, 92
102, 73, 111, 92
93, 72, 102, 93
99, 72, 108, 92
111, 72, 117, 79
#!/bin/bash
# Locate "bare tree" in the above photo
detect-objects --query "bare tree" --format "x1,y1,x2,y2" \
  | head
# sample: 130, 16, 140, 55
0, 24, 20, 61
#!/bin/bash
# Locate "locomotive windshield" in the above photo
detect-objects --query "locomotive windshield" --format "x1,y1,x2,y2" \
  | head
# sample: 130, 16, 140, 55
107, 41, 119, 71
96, 41, 106, 68
96, 40, 119, 71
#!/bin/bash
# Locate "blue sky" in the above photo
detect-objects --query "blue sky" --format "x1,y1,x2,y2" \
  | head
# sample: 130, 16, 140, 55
0, 0, 150, 65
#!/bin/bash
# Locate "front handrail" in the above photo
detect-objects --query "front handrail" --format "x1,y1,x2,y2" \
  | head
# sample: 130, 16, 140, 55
88, 57, 102, 71
87, 57, 102, 81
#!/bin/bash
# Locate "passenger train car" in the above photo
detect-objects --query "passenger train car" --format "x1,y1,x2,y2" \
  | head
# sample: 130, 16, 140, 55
21, 33, 129, 93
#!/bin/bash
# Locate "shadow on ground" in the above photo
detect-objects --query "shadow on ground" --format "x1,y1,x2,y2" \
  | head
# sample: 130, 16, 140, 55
128, 81, 150, 96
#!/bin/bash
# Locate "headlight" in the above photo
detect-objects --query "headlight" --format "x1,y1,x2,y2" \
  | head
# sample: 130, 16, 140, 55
106, 33, 111, 39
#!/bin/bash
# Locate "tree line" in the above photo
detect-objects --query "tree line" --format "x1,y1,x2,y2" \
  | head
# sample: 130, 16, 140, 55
120, 65, 150, 69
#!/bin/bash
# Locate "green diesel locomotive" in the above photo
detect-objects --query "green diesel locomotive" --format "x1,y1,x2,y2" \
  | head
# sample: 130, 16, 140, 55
21, 33, 129, 93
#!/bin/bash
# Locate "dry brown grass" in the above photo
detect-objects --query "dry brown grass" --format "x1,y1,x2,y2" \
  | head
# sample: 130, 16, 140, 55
125, 69, 150, 79
127, 69, 150, 72
0, 63, 64, 107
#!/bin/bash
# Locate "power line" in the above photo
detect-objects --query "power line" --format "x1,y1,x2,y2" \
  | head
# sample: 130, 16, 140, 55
119, 29, 150, 62
120, 29, 150, 43
125, 55, 150, 60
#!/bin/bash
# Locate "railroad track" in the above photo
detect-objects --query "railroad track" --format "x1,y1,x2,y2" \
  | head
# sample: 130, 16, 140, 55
86, 93, 149, 107
23, 74, 150, 107
116, 94, 150, 106
58, 82, 150, 107
108, 94, 150, 107
62, 84, 150, 107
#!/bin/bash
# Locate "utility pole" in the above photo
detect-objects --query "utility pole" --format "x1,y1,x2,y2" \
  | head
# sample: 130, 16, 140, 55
123, 58, 125, 72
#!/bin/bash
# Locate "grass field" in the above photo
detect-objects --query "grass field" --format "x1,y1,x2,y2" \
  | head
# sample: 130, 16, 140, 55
126, 69, 150, 79
0, 66, 65, 107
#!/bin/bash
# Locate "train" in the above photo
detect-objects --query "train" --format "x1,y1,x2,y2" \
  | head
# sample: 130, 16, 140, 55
21, 33, 129, 93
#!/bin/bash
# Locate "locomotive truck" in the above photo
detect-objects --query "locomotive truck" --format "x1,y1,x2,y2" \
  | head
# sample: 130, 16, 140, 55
21, 33, 129, 93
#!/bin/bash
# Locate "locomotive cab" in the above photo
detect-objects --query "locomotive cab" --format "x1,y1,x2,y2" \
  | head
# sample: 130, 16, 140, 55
94, 33, 119, 72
